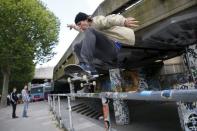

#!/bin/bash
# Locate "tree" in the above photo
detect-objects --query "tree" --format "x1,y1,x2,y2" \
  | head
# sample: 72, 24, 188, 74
0, 60, 35, 93
0, 0, 60, 106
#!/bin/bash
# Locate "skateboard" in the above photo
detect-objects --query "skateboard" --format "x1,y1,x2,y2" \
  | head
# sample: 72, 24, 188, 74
64, 64, 98, 92
64, 64, 91, 78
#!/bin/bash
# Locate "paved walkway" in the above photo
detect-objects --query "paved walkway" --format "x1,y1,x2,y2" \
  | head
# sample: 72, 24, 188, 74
0, 101, 61, 131
0, 100, 182, 131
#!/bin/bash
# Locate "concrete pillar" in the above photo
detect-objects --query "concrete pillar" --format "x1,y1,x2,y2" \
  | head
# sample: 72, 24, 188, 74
177, 44, 197, 131
68, 77, 75, 101
109, 68, 130, 125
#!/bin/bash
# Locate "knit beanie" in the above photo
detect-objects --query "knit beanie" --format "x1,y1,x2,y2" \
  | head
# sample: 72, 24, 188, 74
75, 12, 89, 24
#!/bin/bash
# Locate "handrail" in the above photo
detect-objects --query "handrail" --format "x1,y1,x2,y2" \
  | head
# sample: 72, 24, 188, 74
49, 89, 197, 102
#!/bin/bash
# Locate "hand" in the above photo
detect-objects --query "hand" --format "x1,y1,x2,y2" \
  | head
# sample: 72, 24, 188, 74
67, 24, 75, 30
124, 17, 139, 28
67, 24, 82, 32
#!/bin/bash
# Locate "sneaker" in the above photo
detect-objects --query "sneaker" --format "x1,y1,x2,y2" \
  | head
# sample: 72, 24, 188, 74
79, 62, 98, 75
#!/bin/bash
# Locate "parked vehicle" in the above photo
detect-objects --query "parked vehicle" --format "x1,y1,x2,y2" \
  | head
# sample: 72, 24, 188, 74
30, 83, 53, 102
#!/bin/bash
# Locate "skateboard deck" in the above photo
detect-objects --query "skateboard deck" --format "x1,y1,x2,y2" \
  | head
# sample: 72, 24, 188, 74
64, 64, 98, 82
64, 64, 89, 77
64, 64, 98, 93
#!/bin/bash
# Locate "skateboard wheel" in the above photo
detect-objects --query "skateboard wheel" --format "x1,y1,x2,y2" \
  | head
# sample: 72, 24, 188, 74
82, 75, 87, 80
67, 77, 71, 83
93, 81, 96, 86
80, 83, 84, 87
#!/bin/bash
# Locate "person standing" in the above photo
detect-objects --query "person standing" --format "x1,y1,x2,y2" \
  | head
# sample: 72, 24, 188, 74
21, 85, 30, 117
10, 88, 18, 118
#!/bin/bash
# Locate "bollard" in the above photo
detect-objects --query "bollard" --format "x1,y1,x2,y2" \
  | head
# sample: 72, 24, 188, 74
48, 95, 51, 110
53, 95, 56, 115
49, 95, 53, 111
50, 96, 53, 111
58, 96, 62, 128
67, 96, 74, 131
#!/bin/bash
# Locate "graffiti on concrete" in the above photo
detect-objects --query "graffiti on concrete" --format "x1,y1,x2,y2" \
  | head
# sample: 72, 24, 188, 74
184, 102, 197, 110
161, 90, 172, 99
113, 99, 130, 125
177, 44, 197, 131
177, 101, 197, 131
122, 70, 139, 92
186, 113, 197, 131
109, 69, 122, 92
187, 45, 197, 67
109, 68, 130, 125
139, 77, 148, 90
186, 44, 197, 82
140, 91, 152, 96
138, 71, 149, 90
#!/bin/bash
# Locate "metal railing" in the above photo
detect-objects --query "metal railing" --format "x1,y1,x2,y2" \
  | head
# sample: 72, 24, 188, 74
48, 89, 197, 131
48, 94, 75, 131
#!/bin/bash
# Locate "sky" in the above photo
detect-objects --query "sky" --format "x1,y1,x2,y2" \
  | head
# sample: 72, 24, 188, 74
37, 0, 104, 68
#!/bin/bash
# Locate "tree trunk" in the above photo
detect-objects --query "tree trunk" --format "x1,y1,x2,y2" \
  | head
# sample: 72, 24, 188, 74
1, 66, 10, 107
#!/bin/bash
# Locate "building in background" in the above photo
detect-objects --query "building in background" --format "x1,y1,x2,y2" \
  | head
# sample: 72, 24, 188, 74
29, 67, 54, 101
32, 67, 54, 84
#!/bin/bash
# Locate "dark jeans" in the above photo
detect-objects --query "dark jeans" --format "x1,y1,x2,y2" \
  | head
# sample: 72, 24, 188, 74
74, 28, 118, 66
11, 103, 17, 118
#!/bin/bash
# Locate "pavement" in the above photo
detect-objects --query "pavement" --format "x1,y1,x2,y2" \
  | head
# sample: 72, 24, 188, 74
0, 101, 61, 131
0, 100, 182, 131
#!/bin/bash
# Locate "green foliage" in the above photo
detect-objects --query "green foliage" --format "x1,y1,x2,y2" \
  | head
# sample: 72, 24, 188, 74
0, 61, 34, 93
0, 0, 60, 64
10, 60, 35, 82
0, 0, 60, 105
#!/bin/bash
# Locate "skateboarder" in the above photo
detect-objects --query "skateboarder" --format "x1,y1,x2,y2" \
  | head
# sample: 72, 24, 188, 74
67, 12, 138, 74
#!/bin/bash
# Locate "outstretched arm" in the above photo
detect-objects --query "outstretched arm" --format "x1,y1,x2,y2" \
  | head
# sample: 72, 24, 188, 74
92, 14, 139, 29
67, 24, 82, 32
